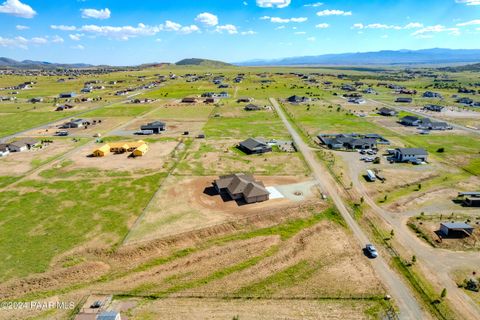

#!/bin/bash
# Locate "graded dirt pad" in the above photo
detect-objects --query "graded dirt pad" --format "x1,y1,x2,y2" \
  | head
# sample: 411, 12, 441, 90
126, 175, 312, 243
66, 140, 178, 171
116, 298, 380, 320
0, 139, 76, 175
196, 221, 383, 298
123, 118, 206, 138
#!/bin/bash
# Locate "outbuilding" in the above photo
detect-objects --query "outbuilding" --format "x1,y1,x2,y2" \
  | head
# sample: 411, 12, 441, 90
440, 222, 474, 238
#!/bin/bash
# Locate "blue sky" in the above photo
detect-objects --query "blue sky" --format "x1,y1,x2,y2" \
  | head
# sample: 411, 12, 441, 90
0, 0, 479, 65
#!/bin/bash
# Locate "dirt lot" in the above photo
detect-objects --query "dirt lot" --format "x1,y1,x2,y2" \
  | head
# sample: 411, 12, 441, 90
111, 297, 383, 320
408, 215, 480, 251
66, 140, 179, 171
175, 139, 309, 176
0, 139, 77, 175
122, 118, 206, 138
19, 117, 131, 138
126, 175, 314, 243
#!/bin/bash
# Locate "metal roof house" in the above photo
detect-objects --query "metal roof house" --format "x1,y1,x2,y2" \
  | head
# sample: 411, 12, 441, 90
440, 222, 474, 238
140, 121, 166, 134
395, 97, 413, 103
238, 138, 272, 154
378, 107, 398, 116
244, 104, 262, 111
318, 134, 378, 150
59, 92, 77, 98
96, 311, 122, 320
214, 173, 270, 204
400, 116, 422, 126
392, 148, 428, 163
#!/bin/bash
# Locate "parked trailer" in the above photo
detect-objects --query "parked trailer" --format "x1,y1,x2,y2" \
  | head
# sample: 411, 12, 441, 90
367, 170, 377, 182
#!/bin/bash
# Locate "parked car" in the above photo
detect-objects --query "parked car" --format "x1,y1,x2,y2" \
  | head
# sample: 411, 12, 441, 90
365, 244, 378, 258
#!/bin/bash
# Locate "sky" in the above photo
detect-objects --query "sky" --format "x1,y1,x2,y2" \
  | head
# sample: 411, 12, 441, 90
0, 0, 480, 65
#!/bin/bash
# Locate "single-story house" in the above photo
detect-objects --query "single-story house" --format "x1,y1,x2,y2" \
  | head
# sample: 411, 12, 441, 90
61, 119, 89, 129
424, 105, 444, 112
140, 121, 166, 134
238, 138, 272, 154
204, 97, 218, 104
392, 148, 428, 163
420, 118, 452, 131
59, 92, 77, 99
181, 97, 197, 103
318, 134, 379, 150
378, 107, 398, 116
30, 97, 44, 103
237, 97, 253, 103
287, 95, 310, 104
395, 97, 413, 103
348, 97, 366, 104
7, 141, 28, 152
423, 91, 443, 99
213, 173, 270, 204
244, 104, 262, 111
400, 116, 422, 126
217, 92, 229, 98
440, 222, 474, 237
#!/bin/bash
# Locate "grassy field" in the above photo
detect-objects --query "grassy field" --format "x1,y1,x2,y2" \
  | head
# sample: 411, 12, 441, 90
0, 169, 165, 281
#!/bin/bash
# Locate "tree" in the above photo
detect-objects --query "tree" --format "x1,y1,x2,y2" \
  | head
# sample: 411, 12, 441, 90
412, 255, 417, 264
441, 288, 447, 299
390, 229, 395, 237
437, 147, 445, 153
418, 184, 422, 190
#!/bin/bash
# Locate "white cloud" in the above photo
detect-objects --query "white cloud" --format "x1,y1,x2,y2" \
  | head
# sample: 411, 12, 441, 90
240, 30, 257, 35
51, 35, 64, 43
317, 9, 352, 16
163, 20, 181, 31
155, 38, 162, 42
455, 0, 480, 5
51, 25, 77, 31
0, 35, 55, 49
275, 25, 286, 30
307, 36, 316, 41
178, 25, 200, 34
81, 8, 111, 20
457, 19, 480, 26
195, 12, 218, 27
315, 23, 329, 29
71, 44, 85, 50
352, 22, 423, 30
294, 31, 306, 35
412, 25, 460, 37
261, 16, 308, 23
215, 24, 238, 34
16, 24, 29, 30
69, 34, 83, 41
0, 0, 36, 18
256, 0, 291, 8
80, 23, 160, 40
304, 2, 323, 7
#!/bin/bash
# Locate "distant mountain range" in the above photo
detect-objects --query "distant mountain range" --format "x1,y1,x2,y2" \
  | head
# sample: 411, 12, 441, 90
237, 48, 480, 66
0, 57, 92, 69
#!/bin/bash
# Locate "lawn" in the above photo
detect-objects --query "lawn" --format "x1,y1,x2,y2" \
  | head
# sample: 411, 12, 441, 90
0, 112, 71, 138
82, 103, 155, 117
149, 104, 215, 120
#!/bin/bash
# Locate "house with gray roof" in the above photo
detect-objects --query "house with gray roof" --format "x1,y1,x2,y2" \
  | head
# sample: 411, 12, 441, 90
140, 121, 166, 133
238, 138, 272, 154
214, 173, 270, 204
378, 107, 398, 116
400, 116, 422, 126
440, 222, 474, 237
392, 148, 428, 163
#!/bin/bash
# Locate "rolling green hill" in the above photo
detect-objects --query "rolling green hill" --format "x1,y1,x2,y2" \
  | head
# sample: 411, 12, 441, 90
175, 58, 232, 67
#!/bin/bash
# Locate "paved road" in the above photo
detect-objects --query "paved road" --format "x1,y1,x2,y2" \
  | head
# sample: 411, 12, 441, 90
369, 99, 480, 136
341, 151, 480, 320
270, 98, 426, 320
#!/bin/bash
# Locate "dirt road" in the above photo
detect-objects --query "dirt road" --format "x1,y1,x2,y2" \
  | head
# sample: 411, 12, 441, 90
270, 98, 427, 320
342, 151, 480, 320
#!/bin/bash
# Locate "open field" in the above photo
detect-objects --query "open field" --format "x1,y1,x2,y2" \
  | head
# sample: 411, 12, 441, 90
0, 64, 479, 319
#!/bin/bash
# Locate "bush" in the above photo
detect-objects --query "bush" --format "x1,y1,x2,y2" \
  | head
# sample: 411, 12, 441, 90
437, 147, 445, 153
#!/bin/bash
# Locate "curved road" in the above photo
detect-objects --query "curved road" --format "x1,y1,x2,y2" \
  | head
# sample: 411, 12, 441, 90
270, 98, 427, 320
342, 151, 480, 320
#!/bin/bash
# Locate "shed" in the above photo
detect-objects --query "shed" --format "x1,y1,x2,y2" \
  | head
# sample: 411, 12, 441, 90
133, 143, 149, 157
96, 311, 122, 320
440, 222, 474, 238
93, 144, 111, 157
